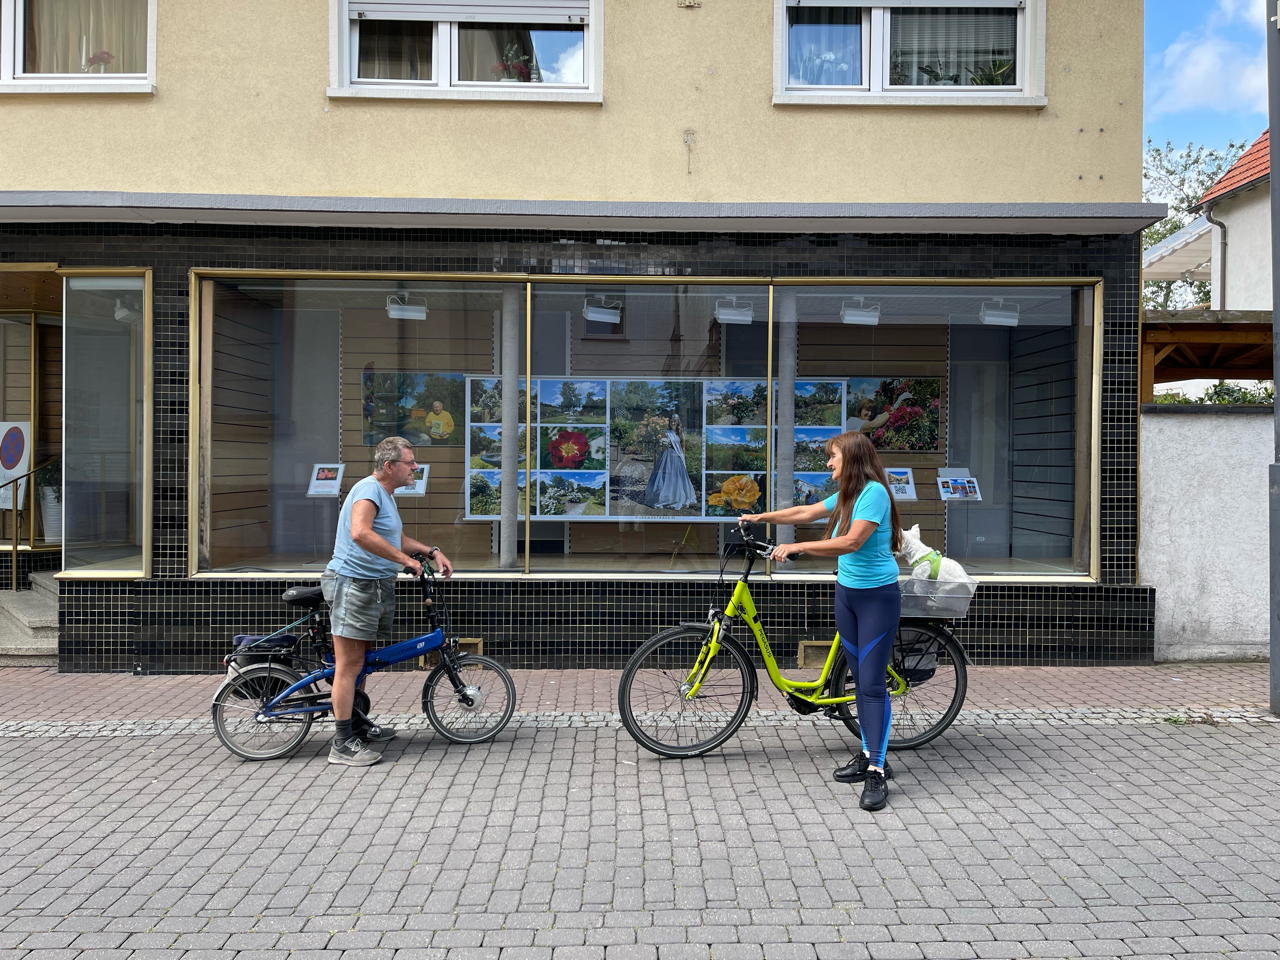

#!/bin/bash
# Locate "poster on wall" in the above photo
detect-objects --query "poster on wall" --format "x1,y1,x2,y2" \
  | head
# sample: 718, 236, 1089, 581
886, 467, 917, 501
845, 377, 941, 452
607, 379, 703, 518
0, 422, 31, 510
306, 463, 345, 497
362, 368, 465, 446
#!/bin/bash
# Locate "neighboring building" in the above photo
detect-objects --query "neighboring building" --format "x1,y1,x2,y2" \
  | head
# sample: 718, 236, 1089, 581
0, 1, 1162, 671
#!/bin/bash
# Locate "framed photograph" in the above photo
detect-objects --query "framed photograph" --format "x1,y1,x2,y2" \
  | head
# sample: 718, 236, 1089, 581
846, 376, 942, 452
937, 476, 981, 501
394, 464, 429, 497
362, 369, 465, 447
306, 462, 345, 497
886, 467, 917, 501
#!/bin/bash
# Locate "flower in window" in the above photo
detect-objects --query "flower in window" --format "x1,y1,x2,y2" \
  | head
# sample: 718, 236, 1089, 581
491, 41, 532, 81
83, 50, 114, 72
548, 429, 589, 469
708, 475, 761, 511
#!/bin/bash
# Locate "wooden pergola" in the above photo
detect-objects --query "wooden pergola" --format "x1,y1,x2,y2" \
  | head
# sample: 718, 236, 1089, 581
1139, 309, 1273, 402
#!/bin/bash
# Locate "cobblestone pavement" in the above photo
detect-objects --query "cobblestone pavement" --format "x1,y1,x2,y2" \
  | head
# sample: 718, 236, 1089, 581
1, 663, 1278, 960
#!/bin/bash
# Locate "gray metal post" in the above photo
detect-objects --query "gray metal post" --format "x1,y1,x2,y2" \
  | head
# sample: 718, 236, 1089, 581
1268, 0, 1280, 714
775, 289, 798, 546
499, 288, 520, 568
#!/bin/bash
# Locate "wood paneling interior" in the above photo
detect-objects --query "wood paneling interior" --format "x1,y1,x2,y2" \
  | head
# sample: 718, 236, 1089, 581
0, 319, 32, 542
209, 291, 275, 567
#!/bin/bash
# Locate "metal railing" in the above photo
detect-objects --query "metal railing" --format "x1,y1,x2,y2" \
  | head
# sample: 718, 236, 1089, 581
1, 460, 54, 590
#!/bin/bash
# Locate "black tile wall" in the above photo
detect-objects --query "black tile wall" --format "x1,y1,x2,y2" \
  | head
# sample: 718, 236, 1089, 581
0, 222, 1149, 670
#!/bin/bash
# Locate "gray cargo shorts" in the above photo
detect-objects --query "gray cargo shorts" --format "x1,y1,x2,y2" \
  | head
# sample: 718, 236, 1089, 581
321, 570, 396, 642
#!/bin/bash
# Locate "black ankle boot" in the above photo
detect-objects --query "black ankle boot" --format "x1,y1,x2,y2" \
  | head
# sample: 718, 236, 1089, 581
833, 754, 893, 784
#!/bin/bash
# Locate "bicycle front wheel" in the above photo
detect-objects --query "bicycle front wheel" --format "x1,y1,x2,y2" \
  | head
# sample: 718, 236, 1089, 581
422, 654, 516, 743
618, 627, 755, 759
211, 664, 316, 760
830, 622, 967, 750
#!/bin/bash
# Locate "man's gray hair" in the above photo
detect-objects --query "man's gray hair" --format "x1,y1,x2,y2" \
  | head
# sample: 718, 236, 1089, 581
373, 436, 413, 472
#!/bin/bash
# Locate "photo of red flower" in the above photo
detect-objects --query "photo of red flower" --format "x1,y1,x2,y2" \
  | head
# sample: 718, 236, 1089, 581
548, 429, 589, 468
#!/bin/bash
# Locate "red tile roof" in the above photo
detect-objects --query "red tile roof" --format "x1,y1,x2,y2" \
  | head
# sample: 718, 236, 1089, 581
1197, 130, 1269, 207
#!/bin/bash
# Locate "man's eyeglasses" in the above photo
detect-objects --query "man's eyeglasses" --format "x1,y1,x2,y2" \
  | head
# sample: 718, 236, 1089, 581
390, 458, 418, 466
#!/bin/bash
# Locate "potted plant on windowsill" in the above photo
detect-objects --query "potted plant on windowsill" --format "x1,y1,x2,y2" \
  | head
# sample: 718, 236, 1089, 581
33, 457, 61, 543
490, 41, 532, 82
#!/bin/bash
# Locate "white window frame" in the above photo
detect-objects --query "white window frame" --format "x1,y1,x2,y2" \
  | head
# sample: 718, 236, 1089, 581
774, 0, 1046, 107
329, 0, 603, 103
0, 0, 156, 94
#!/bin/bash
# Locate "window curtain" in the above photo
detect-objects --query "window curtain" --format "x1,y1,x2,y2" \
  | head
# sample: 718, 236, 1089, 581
458, 25, 541, 82
358, 20, 432, 80
23, 0, 147, 74
888, 8, 1016, 87
788, 8, 859, 86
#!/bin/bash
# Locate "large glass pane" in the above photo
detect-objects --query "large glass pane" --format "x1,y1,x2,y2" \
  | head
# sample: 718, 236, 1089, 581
357, 20, 432, 81
23, 0, 148, 75
888, 7, 1017, 87
457, 24, 585, 84
519, 283, 769, 572
788, 7, 861, 87
202, 278, 523, 573
64, 277, 146, 572
772, 284, 1092, 577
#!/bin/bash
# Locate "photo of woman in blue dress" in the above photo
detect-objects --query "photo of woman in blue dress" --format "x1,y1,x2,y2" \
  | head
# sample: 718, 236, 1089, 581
643, 413, 698, 509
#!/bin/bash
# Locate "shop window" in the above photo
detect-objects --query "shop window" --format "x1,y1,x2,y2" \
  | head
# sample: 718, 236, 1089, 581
197, 277, 525, 574
62, 274, 150, 575
775, 0, 1044, 106
771, 283, 1095, 578
1, 0, 155, 92
333, 0, 600, 102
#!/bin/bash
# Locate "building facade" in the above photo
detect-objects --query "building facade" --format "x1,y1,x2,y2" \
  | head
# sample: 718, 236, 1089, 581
0, 0, 1161, 671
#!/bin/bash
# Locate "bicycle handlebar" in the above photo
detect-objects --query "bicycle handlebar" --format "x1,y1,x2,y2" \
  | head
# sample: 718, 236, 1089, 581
736, 519, 805, 561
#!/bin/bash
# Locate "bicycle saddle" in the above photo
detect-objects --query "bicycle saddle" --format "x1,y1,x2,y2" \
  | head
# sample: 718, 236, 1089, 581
281, 585, 325, 608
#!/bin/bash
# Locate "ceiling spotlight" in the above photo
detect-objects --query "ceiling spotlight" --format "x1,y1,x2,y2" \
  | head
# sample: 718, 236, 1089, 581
978, 297, 1019, 327
113, 298, 139, 322
583, 295, 622, 324
839, 297, 880, 326
713, 297, 754, 325
386, 292, 428, 321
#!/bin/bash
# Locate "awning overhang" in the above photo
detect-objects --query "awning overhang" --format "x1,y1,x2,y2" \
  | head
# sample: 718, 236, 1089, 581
0, 191, 1167, 236
1142, 215, 1213, 281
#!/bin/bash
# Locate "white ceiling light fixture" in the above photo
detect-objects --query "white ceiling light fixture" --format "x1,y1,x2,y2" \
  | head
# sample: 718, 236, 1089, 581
839, 297, 880, 326
113, 298, 140, 322
385, 291, 428, 321
978, 297, 1020, 327
583, 294, 622, 324
713, 297, 754, 325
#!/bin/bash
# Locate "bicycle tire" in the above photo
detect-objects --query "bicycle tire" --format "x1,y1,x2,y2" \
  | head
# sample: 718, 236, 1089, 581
829, 622, 967, 750
618, 626, 755, 759
211, 663, 316, 761
421, 654, 516, 743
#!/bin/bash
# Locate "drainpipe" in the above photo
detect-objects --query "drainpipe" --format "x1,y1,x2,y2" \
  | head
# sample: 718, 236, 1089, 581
1203, 203, 1227, 310
1266, 0, 1279, 716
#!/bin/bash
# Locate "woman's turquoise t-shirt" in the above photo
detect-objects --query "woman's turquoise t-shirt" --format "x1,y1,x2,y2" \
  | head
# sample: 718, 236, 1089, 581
822, 482, 899, 589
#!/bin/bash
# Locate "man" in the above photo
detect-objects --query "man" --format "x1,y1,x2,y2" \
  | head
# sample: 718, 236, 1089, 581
424, 400, 455, 443
322, 436, 454, 766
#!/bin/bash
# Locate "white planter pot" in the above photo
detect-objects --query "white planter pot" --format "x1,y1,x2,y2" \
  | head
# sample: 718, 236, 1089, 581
38, 486, 61, 543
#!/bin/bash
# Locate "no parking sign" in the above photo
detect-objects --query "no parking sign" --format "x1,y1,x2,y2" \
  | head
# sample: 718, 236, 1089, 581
0, 422, 31, 509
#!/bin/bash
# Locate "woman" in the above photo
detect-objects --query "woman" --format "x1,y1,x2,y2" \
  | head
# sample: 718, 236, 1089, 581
740, 430, 902, 811
643, 413, 698, 509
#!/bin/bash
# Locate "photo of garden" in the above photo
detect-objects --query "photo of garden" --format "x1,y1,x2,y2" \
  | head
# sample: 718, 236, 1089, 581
794, 381, 844, 426
793, 472, 839, 506
704, 427, 768, 472
467, 469, 529, 518
538, 471, 607, 516
705, 380, 767, 425
469, 424, 527, 469
607, 380, 703, 519
846, 376, 941, 452
469, 377, 529, 424
362, 369, 465, 446
537, 379, 607, 424
793, 426, 841, 471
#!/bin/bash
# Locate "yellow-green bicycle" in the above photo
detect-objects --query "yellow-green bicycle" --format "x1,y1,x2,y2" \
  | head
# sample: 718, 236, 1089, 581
618, 521, 969, 759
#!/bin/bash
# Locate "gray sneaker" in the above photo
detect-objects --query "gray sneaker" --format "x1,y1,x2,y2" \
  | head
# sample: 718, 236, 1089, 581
355, 722, 396, 743
328, 736, 381, 767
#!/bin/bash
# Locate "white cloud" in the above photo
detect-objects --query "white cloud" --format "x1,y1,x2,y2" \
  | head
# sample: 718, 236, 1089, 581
1147, 2, 1268, 119
540, 43, 584, 84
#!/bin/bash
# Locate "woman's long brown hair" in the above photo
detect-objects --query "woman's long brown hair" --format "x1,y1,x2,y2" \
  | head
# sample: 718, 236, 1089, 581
822, 431, 902, 554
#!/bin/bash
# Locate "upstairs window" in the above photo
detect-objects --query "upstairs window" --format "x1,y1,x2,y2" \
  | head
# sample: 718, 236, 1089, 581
0, 0, 155, 91
335, 0, 600, 101
775, 1, 1043, 106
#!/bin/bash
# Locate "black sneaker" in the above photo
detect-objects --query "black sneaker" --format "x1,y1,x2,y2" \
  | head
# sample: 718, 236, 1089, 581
859, 769, 889, 811
328, 736, 381, 767
833, 754, 893, 784
355, 722, 396, 743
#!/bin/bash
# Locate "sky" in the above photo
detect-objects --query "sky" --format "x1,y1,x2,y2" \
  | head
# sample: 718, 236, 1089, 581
1145, 0, 1270, 151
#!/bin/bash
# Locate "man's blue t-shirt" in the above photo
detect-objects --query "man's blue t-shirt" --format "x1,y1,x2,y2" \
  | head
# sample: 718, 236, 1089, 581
822, 482, 899, 589
327, 475, 403, 579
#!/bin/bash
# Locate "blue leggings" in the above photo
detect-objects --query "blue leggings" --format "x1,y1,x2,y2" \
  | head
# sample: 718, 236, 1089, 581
834, 582, 901, 768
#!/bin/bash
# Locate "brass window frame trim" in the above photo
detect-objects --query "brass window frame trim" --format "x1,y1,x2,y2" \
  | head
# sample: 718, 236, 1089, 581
56, 267, 154, 580
188, 269, 1106, 584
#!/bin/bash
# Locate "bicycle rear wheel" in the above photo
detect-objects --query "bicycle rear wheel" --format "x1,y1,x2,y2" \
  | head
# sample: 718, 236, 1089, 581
830, 622, 967, 750
618, 627, 755, 759
421, 653, 516, 743
211, 663, 316, 760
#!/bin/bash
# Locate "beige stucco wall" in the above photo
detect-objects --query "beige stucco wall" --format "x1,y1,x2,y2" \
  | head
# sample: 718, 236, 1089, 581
0, 0, 1142, 204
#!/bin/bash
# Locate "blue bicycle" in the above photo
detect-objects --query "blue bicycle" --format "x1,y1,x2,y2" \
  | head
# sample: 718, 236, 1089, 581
211, 555, 516, 760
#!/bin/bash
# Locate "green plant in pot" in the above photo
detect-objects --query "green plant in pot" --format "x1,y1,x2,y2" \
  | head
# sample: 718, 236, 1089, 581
34, 457, 61, 502
34, 457, 61, 543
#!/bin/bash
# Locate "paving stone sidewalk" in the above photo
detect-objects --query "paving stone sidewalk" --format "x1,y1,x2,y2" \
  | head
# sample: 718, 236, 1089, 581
1, 662, 1277, 960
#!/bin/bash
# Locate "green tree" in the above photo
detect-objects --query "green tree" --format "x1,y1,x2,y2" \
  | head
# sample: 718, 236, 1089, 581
1142, 137, 1247, 310
558, 380, 582, 417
